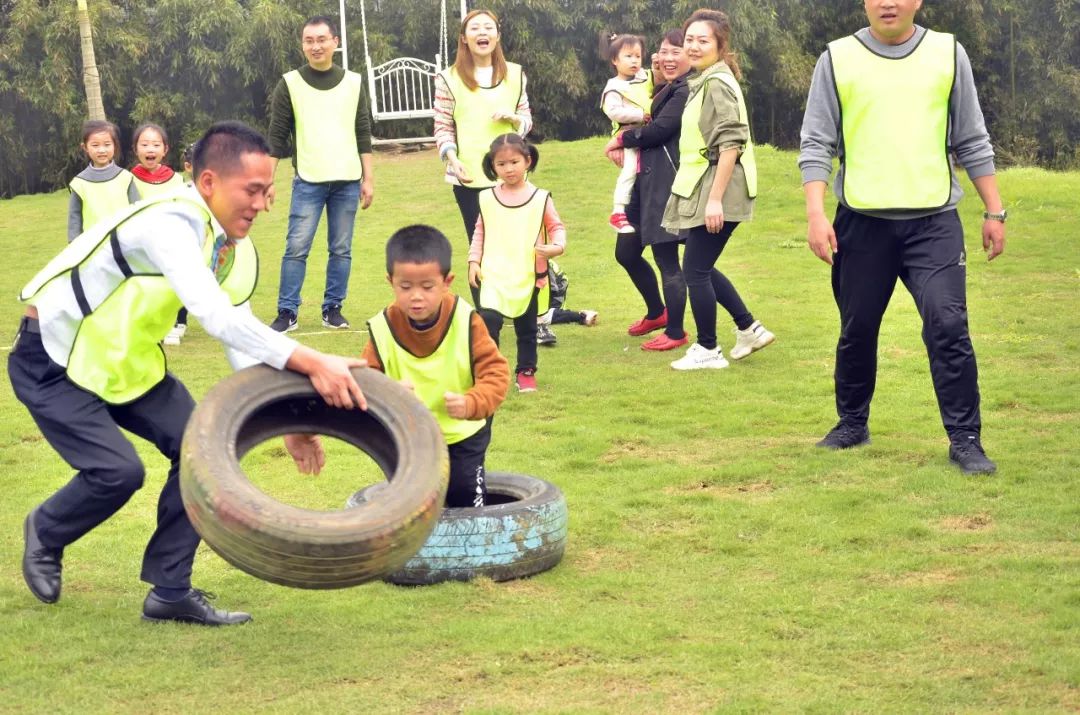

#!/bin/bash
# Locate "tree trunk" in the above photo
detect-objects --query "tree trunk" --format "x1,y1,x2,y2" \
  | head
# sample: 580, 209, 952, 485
77, 0, 105, 120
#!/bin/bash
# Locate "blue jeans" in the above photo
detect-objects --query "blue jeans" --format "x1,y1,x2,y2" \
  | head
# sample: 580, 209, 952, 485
277, 177, 360, 313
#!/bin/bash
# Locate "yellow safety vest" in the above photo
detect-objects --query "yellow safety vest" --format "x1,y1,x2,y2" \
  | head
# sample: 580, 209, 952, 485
366, 296, 485, 445
70, 170, 135, 232
133, 172, 185, 199
606, 71, 654, 135
441, 62, 524, 189
283, 69, 365, 183
829, 30, 955, 210
20, 193, 258, 404
671, 66, 757, 200
477, 187, 548, 318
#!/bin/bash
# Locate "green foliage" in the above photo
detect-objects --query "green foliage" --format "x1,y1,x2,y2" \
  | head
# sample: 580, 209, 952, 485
1, 0, 1079, 197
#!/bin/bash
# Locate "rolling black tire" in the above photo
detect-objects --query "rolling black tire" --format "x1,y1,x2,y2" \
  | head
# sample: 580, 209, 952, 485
180, 365, 447, 589
345, 472, 567, 585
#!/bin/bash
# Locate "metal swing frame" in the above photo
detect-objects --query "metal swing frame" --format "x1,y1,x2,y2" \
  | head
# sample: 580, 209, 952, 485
338, 0, 467, 145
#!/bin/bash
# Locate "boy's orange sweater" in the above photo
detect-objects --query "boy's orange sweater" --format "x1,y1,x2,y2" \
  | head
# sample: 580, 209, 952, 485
362, 293, 510, 420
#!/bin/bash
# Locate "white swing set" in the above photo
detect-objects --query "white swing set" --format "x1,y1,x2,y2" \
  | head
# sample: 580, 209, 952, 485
336, 0, 468, 145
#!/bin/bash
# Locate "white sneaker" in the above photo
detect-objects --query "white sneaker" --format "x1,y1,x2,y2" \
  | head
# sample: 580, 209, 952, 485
670, 343, 729, 370
729, 321, 774, 360
163, 323, 187, 346
581, 310, 598, 326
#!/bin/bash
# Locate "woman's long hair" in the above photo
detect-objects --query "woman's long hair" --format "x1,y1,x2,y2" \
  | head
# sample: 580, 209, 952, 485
453, 9, 508, 91
684, 8, 741, 80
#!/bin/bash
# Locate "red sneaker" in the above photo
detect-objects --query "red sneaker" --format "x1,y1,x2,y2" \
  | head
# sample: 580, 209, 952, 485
609, 212, 633, 233
515, 369, 538, 393
627, 308, 667, 336
640, 332, 689, 351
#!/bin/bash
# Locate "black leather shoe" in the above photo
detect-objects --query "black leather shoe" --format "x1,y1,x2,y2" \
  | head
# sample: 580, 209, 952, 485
142, 588, 252, 626
816, 422, 870, 449
23, 509, 63, 604
949, 433, 997, 475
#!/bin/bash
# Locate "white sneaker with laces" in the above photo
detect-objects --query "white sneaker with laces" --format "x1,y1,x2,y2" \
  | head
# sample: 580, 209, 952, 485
670, 343, 729, 370
163, 323, 187, 346
581, 310, 598, 326
729, 321, 774, 360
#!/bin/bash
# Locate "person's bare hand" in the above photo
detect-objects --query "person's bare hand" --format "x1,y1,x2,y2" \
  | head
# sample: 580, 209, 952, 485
444, 391, 468, 419
982, 219, 1006, 261
807, 213, 838, 265
283, 433, 325, 475
468, 262, 482, 288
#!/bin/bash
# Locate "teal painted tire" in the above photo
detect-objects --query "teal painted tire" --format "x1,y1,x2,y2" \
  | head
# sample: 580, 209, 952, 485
180, 365, 447, 589
345, 472, 567, 585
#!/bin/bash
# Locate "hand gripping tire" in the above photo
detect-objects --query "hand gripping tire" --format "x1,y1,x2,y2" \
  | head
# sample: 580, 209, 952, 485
345, 472, 567, 585
180, 365, 448, 589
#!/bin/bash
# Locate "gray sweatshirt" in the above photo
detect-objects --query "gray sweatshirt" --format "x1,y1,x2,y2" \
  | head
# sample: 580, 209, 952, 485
798, 26, 996, 219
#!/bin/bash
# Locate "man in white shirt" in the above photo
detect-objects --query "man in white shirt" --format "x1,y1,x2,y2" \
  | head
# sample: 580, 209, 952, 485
10, 121, 366, 625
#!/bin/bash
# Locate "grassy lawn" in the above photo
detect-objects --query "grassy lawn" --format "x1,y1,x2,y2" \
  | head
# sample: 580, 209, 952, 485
0, 139, 1076, 713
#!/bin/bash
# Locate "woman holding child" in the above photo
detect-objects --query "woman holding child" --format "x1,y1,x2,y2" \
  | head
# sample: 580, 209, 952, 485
606, 29, 694, 352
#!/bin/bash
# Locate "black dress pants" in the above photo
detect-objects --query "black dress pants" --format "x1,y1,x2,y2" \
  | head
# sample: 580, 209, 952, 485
831, 205, 981, 435
8, 319, 200, 589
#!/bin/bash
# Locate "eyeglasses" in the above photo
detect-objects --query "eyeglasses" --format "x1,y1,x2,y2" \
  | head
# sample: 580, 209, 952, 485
302, 37, 333, 47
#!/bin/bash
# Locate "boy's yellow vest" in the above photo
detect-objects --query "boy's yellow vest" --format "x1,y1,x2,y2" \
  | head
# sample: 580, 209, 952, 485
133, 172, 185, 199
477, 187, 548, 318
367, 296, 485, 444
671, 65, 757, 200
283, 69, 365, 183
829, 30, 955, 211
441, 63, 524, 189
606, 71, 654, 135
70, 169, 134, 232
20, 192, 258, 404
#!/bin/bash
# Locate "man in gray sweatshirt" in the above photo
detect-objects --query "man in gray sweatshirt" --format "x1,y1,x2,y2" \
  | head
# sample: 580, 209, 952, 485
798, 0, 1006, 474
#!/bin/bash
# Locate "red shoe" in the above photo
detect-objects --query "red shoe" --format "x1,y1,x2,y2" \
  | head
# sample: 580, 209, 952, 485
627, 309, 667, 337
641, 332, 689, 351
609, 212, 633, 233
515, 369, 538, 393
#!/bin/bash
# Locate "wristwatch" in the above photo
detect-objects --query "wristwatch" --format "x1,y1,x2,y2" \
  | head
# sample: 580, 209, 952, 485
983, 209, 1008, 223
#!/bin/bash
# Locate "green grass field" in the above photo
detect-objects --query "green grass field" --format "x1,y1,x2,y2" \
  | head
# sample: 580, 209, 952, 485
0, 139, 1076, 713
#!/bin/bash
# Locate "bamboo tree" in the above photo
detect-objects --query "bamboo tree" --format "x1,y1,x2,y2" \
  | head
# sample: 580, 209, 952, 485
76, 0, 105, 120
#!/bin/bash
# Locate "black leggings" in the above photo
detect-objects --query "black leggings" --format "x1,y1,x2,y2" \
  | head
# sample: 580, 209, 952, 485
453, 185, 483, 306
614, 233, 687, 340
479, 287, 539, 374
682, 223, 753, 350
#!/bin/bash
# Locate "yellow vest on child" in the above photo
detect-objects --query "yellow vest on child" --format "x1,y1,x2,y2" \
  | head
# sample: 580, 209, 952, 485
366, 296, 486, 445
477, 187, 548, 318
70, 169, 135, 233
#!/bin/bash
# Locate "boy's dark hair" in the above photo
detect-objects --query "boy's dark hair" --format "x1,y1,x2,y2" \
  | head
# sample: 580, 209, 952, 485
80, 119, 122, 157
303, 15, 338, 38
600, 32, 645, 62
132, 122, 169, 150
481, 133, 540, 181
385, 225, 453, 277
191, 121, 270, 178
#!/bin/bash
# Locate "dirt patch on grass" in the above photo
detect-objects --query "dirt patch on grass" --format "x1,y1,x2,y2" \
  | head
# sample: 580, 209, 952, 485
937, 513, 994, 531
868, 568, 963, 587
598, 437, 682, 465
664, 480, 776, 499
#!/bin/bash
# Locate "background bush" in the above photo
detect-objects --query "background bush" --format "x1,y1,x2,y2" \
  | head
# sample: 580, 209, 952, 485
1, 0, 1078, 197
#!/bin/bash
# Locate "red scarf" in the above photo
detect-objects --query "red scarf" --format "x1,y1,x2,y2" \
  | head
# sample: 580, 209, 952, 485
132, 164, 176, 184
